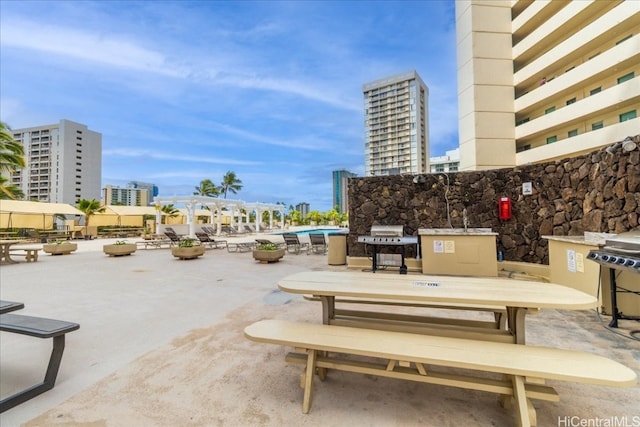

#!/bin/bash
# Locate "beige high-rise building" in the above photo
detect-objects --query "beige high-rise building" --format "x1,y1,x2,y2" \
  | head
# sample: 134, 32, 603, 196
456, 0, 639, 171
10, 119, 102, 204
103, 185, 149, 207
363, 70, 430, 176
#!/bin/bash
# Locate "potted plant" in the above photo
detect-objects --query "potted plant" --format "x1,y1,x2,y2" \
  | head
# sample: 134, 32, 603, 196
141, 227, 154, 240
171, 237, 205, 260
252, 242, 286, 264
103, 240, 137, 257
43, 240, 78, 255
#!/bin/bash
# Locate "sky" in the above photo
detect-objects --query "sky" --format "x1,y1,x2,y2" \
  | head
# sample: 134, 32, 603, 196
0, 0, 459, 212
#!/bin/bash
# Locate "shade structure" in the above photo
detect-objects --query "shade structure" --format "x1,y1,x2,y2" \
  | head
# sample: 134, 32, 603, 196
0, 200, 84, 229
92, 205, 160, 227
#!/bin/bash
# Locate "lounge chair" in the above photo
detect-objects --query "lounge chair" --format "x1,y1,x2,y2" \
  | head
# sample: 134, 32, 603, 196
225, 241, 256, 253
282, 233, 309, 255
221, 225, 241, 235
308, 233, 328, 255
163, 229, 181, 246
201, 226, 216, 235
195, 232, 227, 249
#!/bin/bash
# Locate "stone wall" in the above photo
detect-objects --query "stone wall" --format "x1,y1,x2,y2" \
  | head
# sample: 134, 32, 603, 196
347, 147, 639, 264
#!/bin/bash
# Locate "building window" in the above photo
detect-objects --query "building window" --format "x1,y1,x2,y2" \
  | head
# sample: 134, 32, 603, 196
566, 98, 576, 105
545, 106, 555, 114
568, 129, 578, 138
619, 110, 637, 122
590, 87, 601, 96
592, 121, 604, 130
546, 136, 557, 144
617, 72, 634, 84
516, 117, 530, 126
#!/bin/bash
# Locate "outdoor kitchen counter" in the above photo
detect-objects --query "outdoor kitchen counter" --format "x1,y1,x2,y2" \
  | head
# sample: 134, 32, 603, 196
418, 228, 498, 277
418, 228, 498, 236
542, 234, 611, 300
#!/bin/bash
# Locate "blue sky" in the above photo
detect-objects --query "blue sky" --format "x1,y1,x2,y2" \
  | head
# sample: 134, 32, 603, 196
0, 0, 459, 212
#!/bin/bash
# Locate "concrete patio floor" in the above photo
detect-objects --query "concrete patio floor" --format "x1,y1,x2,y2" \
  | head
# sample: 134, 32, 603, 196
1, 236, 638, 427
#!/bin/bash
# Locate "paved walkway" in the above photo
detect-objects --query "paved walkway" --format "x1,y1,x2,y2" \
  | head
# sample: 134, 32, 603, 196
1, 236, 638, 426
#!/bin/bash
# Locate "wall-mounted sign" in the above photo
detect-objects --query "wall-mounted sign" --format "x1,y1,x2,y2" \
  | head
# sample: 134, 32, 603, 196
523, 182, 533, 195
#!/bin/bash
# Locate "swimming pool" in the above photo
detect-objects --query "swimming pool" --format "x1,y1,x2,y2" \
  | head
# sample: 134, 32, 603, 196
273, 228, 348, 237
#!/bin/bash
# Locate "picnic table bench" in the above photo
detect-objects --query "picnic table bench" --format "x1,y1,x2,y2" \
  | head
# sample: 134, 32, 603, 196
0, 313, 80, 413
245, 319, 637, 426
9, 247, 42, 262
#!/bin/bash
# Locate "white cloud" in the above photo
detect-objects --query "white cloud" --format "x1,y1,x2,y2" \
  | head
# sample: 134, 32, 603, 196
1, 18, 185, 77
103, 148, 262, 166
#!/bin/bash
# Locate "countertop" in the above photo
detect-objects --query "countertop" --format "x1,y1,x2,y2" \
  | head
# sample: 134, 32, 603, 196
542, 232, 614, 246
418, 228, 498, 236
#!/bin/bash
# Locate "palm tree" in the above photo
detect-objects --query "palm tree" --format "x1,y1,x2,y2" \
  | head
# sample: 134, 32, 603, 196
306, 210, 324, 225
220, 171, 242, 199
0, 176, 24, 200
193, 179, 220, 197
161, 204, 179, 224
0, 122, 26, 199
77, 199, 106, 234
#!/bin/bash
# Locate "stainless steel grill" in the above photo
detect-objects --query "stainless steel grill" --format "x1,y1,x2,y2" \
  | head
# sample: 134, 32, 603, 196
587, 230, 640, 274
357, 225, 418, 274
587, 230, 640, 327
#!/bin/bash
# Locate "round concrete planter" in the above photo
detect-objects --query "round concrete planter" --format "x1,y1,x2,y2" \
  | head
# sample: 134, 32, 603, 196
43, 242, 78, 255
103, 243, 137, 257
252, 248, 286, 264
171, 245, 205, 260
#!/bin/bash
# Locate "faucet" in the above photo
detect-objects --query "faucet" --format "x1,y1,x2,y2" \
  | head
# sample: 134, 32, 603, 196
463, 208, 468, 232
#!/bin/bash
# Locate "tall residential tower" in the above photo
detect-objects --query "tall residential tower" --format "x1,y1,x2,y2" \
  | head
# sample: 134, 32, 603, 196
456, 0, 639, 170
363, 70, 430, 176
332, 169, 357, 214
10, 119, 102, 204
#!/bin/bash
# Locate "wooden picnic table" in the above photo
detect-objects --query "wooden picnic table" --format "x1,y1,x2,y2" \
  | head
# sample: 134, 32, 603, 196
278, 271, 598, 344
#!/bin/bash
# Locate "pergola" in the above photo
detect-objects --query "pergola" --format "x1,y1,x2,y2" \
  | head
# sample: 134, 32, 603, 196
153, 196, 285, 237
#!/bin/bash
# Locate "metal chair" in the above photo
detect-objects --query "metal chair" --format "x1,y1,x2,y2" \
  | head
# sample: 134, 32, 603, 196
282, 233, 309, 254
308, 233, 328, 255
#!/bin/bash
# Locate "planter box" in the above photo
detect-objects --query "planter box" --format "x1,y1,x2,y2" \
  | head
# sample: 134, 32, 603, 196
103, 243, 137, 257
43, 243, 78, 256
171, 245, 205, 260
253, 248, 286, 264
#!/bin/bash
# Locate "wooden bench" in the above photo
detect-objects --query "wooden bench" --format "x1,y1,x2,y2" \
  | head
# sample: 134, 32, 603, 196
0, 313, 80, 413
9, 247, 42, 262
244, 320, 636, 426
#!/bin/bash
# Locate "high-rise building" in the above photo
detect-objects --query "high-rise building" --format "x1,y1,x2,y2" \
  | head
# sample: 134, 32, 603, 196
10, 119, 102, 204
128, 181, 158, 206
103, 185, 149, 207
363, 70, 430, 176
456, 0, 639, 171
332, 169, 357, 214
429, 149, 460, 173
295, 202, 310, 218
